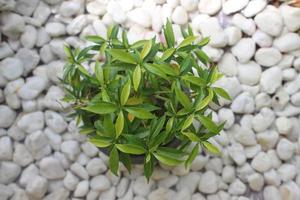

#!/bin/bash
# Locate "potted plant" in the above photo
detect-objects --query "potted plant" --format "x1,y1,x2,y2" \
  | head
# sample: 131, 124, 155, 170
62, 20, 230, 180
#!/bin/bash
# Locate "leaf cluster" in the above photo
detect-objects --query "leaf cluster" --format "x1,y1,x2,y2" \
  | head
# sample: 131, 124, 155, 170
62, 21, 230, 180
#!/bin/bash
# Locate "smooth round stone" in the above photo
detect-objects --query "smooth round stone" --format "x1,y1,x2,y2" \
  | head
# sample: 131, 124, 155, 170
45, 22, 66, 37
254, 6, 283, 36
275, 117, 293, 135
251, 152, 272, 172
0, 57, 24, 80
273, 33, 300, 52
255, 48, 282, 67
59, 1, 81, 17
231, 38, 255, 63
171, 6, 188, 25
228, 179, 246, 195
264, 186, 281, 200
127, 8, 151, 27
198, 171, 218, 194
252, 30, 273, 48
237, 61, 262, 85
198, 0, 221, 15
0, 105, 16, 128
86, 1, 106, 15
223, 0, 249, 15
180, 0, 197, 11
280, 4, 300, 32
242, 0, 267, 17
276, 138, 294, 161
260, 67, 282, 94
218, 53, 238, 76
224, 26, 242, 46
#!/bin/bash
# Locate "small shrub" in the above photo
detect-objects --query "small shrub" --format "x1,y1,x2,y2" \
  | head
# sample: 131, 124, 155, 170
62, 20, 230, 179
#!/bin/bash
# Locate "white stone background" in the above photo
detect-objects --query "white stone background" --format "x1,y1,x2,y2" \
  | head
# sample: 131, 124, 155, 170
1, 0, 300, 199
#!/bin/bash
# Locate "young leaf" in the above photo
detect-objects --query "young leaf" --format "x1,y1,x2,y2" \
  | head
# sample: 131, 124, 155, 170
122, 30, 129, 48
116, 144, 146, 155
141, 40, 152, 59
125, 107, 155, 119
164, 19, 175, 48
95, 61, 104, 85
82, 102, 117, 114
198, 115, 219, 133
119, 152, 131, 173
181, 114, 194, 131
115, 111, 124, 138
212, 87, 231, 100
177, 35, 197, 49
174, 87, 191, 109
182, 75, 206, 87
197, 37, 210, 47
166, 117, 174, 133
202, 141, 220, 155
133, 65, 141, 92
144, 155, 154, 181
195, 89, 213, 111
155, 63, 178, 76
143, 63, 168, 80
89, 136, 112, 148
109, 146, 119, 176
185, 143, 199, 168
153, 149, 184, 166
160, 48, 176, 61
121, 80, 131, 106
85, 35, 105, 44
182, 131, 201, 142
109, 49, 136, 64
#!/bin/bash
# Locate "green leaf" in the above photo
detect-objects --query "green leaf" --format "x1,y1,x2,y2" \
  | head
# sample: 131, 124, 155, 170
122, 30, 129, 48
85, 35, 105, 44
181, 114, 194, 131
155, 63, 178, 76
143, 63, 168, 80
119, 152, 131, 172
166, 117, 174, 133
116, 144, 146, 155
121, 80, 131, 106
164, 19, 175, 48
197, 37, 210, 47
64, 45, 75, 62
153, 148, 184, 166
141, 40, 152, 59
182, 131, 201, 142
180, 55, 192, 74
177, 36, 197, 49
109, 49, 136, 64
198, 115, 219, 133
185, 144, 199, 168
89, 136, 112, 148
182, 75, 206, 87
125, 107, 155, 119
115, 111, 124, 138
212, 87, 231, 100
109, 146, 119, 176
160, 48, 176, 61
77, 64, 90, 77
144, 155, 154, 181
82, 102, 117, 114
133, 65, 141, 91
95, 61, 104, 85
195, 89, 213, 111
202, 141, 220, 155
174, 87, 191, 109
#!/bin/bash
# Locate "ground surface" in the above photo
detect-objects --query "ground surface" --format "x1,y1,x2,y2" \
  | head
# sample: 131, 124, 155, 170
0, 0, 300, 200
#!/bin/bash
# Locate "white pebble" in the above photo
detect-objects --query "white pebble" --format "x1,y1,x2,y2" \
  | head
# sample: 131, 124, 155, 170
242, 0, 267, 17
251, 152, 272, 172
231, 38, 255, 63
273, 33, 300, 52
237, 61, 262, 85
171, 6, 188, 25
198, 0, 221, 15
198, 171, 218, 194
218, 53, 237, 76
254, 6, 283, 36
0, 105, 16, 128
222, 0, 249, 15
260, 67, 282, 94
276, 138, 294, 161
255, 48, 282, 67
39, 156, 66, 179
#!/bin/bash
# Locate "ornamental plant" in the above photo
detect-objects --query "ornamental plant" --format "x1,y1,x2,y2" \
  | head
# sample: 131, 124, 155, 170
62, 21, 230, 180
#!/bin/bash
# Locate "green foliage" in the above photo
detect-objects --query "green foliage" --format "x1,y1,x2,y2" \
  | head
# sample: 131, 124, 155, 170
62, 22, 230, 180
